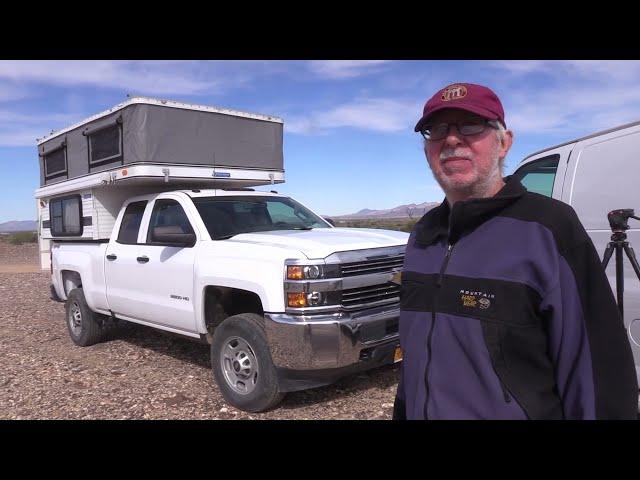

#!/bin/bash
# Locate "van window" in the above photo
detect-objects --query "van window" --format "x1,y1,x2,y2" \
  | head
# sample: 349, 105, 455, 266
117, 201, 147, 244
513, 154, 560, 197
50, 195, 82, 236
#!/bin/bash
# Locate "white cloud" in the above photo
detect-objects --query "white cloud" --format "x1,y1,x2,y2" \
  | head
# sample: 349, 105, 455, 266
493, 60, 640, 83
307, 61, 392, 79
0, 61, 224, 96
285, 97, 418, 134
0, 109, 81, 147
486, 61, 640, 136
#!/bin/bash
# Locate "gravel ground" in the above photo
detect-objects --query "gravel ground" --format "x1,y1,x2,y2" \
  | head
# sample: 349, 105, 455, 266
0, 242, 400, 420
0, 239, 40, 272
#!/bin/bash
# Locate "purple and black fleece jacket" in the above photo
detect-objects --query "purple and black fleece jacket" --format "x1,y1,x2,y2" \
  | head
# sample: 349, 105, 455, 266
393, 176, 638, 420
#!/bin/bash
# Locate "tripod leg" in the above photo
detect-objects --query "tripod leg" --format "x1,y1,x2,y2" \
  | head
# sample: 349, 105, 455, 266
602, 243, 615, 269
623, 243, 640, 281
616, 243, 624, 321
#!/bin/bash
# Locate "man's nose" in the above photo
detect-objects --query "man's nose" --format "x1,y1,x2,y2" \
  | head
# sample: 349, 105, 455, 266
443, 125, 465, 146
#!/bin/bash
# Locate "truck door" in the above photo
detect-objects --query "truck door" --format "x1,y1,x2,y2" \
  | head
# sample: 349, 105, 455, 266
105, 197, 198, 335
105, 200, 150, 320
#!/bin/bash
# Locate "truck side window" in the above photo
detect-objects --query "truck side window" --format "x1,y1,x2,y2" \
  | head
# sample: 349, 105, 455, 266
117, 201, 148, 244
147, 199, 194, 244
513, 154, 560, 197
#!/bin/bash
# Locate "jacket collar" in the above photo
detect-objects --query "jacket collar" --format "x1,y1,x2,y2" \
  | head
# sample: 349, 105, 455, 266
415, 175, 526, 246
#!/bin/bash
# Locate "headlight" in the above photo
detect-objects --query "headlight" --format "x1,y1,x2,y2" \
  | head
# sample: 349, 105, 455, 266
287, 264, 323, 280
304, 265, 321, 279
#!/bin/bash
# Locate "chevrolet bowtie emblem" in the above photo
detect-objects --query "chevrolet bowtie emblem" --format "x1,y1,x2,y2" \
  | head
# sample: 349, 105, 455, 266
390, 271, 402, 285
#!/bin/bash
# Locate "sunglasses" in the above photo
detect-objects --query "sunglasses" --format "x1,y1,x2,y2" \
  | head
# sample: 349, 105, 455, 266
420, 119, 498, 141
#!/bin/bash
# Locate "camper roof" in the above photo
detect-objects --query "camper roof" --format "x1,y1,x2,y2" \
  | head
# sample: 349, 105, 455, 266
36, 96, 284, 145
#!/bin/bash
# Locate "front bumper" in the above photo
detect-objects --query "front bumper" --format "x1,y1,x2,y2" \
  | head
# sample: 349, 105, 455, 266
264, 304, 400, 392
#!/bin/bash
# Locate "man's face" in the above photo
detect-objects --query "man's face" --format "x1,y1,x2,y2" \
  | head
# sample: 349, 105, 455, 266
424, 109, 512, 195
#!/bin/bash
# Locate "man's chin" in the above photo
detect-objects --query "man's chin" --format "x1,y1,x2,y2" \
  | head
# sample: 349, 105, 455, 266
439, 175, 476, 191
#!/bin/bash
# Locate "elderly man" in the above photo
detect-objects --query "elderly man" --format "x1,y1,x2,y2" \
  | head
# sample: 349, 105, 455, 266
393, 83, 638, 420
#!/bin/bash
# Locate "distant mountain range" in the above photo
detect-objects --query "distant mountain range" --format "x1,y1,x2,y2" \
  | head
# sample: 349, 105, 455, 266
0, 220, 38, 233
331, 201, 440, 220
0, 202, 440, 232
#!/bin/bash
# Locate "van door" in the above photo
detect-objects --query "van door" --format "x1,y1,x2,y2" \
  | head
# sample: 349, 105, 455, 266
563, 127, 640, 378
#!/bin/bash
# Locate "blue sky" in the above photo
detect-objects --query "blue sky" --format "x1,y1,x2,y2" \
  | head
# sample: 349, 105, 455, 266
1, 60, 640, 222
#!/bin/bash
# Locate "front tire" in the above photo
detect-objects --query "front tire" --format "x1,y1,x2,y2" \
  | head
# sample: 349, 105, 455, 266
211, 313, 284, 412
65, 288, 105, 346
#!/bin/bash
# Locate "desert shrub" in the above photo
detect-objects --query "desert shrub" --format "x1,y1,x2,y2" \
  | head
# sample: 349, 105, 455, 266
8, 231, 37, 245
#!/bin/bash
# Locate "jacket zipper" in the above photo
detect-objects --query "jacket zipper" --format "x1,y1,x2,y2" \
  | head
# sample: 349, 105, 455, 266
424, 243, 453, 419
500, 380, 512, 403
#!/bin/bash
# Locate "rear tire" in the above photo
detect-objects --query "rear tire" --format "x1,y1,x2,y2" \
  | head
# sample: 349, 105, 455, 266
211, 313, 284, 412
65, 288, 105, 346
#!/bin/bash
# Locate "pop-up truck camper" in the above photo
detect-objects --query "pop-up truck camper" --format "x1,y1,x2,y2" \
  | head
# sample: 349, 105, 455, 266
35, 97, 408, 412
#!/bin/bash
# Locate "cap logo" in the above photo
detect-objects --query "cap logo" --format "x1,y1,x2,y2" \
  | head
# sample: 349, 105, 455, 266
441, 84, 467, 102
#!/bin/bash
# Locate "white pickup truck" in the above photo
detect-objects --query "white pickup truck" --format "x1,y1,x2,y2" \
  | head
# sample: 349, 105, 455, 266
51, 188, 408, 412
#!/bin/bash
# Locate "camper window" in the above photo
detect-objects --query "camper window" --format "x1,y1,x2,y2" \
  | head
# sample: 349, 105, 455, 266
50, 195, 82, 236
43, 146, 67, 179
88, 123, 122, 165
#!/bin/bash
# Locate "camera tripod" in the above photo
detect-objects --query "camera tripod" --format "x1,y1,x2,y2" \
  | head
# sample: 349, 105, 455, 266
601, 209, 640, 321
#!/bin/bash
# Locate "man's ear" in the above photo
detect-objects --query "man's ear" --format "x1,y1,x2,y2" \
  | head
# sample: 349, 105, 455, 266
501, 129, 514, 157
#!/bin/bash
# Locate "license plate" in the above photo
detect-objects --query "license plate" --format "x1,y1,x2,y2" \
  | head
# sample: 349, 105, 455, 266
393, 346, 403, 363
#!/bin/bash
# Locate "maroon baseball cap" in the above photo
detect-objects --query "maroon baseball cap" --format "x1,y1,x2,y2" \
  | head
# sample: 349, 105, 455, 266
414, 83, 506, 132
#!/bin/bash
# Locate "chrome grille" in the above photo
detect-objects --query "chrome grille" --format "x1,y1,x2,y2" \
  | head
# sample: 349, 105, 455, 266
340, 254, 404, 277
341, 283, 400, 310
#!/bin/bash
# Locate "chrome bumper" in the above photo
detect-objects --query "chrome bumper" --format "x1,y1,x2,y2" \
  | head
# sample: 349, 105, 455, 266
264, 304, 400, 371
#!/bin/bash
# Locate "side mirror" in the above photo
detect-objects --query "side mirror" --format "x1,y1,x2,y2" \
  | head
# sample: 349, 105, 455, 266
152, 227, 196, 247
323, 216, 336, 227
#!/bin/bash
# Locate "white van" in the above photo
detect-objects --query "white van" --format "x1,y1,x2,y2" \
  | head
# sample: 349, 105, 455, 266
513, 120, 640, 389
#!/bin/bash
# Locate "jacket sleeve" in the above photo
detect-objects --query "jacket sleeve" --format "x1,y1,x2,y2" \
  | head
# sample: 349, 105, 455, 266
392, 362, 407, 420
541, 238, 638, 419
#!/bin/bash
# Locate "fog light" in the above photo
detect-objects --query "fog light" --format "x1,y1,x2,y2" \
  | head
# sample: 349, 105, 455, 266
287, 292, 307, 307
306, 291, 322, 306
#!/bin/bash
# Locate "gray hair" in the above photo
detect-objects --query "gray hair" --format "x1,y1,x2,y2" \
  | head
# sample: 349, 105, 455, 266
489, 120, 506, 144
492, 121, 508, 173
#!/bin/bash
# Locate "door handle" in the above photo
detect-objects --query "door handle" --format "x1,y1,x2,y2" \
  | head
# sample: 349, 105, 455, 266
137, 256, 150, 264
106, 254, 117, 261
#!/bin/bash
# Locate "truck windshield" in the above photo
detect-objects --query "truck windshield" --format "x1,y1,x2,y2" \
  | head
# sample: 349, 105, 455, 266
192, 195, 331, 240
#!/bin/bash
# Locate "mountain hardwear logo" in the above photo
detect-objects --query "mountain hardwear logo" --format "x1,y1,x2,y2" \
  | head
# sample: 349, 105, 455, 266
460, 289, 494, 309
